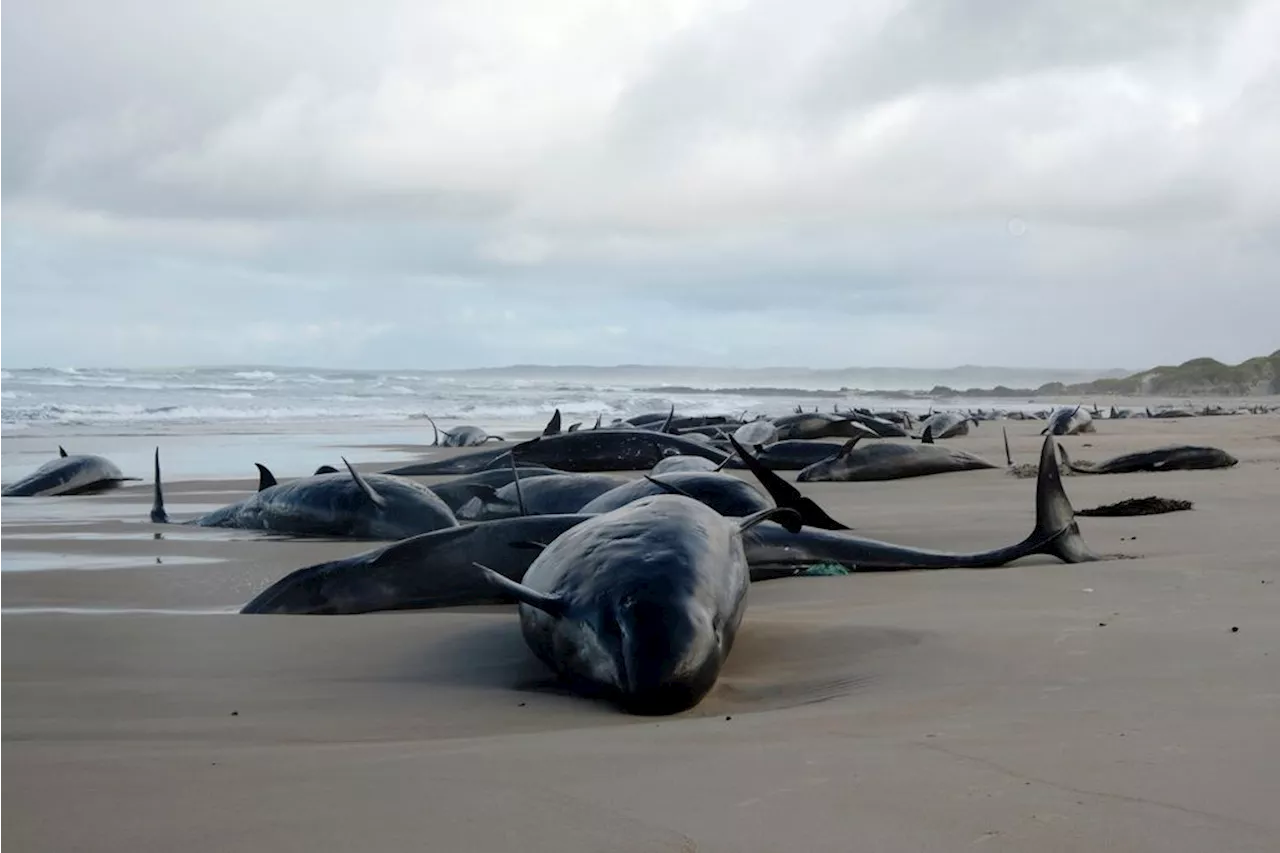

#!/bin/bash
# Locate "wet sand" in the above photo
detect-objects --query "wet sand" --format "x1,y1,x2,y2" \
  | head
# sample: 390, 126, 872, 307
4, 412, 1280, 851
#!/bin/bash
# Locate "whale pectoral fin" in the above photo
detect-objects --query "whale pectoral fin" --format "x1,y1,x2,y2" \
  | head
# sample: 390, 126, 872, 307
254, 463, 278, 492
425, 414, 440, 446
342, 457, 388, 509
921, 426, 935, 444
505, 445, 528, 516
509, 540, 550, 551
1003, 427, 1013, 467
644, 475, 695, 499
739, 507, 803, 535
473, 563, 565, 616
660, 404, 676, 434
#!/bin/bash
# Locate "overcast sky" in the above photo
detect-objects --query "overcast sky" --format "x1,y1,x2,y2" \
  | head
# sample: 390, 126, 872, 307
3, 0, 1277, 371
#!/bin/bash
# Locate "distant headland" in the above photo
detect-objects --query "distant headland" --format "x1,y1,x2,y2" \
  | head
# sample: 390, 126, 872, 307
919, 352, 1280, 400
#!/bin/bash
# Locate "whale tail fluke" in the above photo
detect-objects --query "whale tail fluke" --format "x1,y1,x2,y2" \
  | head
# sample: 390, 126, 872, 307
1024, 436, 1098, 564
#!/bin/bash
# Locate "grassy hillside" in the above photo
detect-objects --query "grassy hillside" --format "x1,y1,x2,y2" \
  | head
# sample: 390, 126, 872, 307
1060, 351, 1280, 397
928, 351, 1280, 399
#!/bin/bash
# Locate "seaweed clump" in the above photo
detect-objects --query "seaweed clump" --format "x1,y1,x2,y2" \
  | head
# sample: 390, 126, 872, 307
1077, 496, 1194, 517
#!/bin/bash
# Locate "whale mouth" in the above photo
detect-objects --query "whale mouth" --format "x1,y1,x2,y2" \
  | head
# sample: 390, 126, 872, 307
615, 681, 711, 716
612, 596, 721, 715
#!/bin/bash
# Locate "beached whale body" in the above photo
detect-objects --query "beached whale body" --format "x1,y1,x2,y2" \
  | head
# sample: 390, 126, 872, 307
835, 411, 909, 438
748, 435, 1099, 570
915, 411, 976, 439
477, 496, 802, 715
1, 447, 137, 497
796, 438, 997, 482
1057, 444, 1238, 474
426, 466, 563, 513
580, 472, 774, 517
774, 412, 888, 440
722, 439, 857, 471
382, 431, 731, 476
424, 415, 503, 447
241, 514, 595, 614
457, 473, 628, 521
150, 450, 458, 540
1042, 406, 1095, 436
239, 435, 1098, 617
650, 455, 722, 474
733, 419, 778, 447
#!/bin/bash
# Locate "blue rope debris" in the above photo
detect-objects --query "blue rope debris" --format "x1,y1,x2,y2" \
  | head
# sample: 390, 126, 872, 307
799, 562, 851, 576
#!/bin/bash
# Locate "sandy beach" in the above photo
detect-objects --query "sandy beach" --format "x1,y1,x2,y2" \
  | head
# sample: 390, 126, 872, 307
4, 411, 1280, 851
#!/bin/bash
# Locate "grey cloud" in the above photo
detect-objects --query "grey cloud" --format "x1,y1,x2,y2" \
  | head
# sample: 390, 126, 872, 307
2, 0, 1278, 371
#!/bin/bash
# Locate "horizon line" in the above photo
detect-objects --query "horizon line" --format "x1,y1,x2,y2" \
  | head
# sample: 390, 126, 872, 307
1, 362, 1137, 375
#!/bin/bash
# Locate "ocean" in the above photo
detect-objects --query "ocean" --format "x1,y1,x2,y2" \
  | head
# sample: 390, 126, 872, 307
0, 364, 1088, 481
0, 364, 1115, 430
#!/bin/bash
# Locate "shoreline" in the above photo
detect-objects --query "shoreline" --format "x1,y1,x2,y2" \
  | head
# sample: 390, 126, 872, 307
4, 410, 1280, 851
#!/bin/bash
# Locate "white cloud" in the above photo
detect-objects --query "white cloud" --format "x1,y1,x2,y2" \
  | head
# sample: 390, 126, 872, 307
2, 0, 1277, 370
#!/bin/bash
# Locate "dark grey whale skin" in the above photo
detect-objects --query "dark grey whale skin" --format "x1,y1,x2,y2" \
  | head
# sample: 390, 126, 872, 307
241, 437, 1098, 618
2, 448, 137, 497
382, 431, 731, 476
150, 450, 459, 540
477, 496, 803, 715
1057, 444, 1238, 474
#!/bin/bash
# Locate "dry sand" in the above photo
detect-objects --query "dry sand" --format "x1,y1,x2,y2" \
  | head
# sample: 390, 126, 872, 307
4, 414, 1280, 851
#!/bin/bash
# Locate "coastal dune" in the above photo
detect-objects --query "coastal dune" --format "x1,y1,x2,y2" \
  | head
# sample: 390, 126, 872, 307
4, 413, 1280, 851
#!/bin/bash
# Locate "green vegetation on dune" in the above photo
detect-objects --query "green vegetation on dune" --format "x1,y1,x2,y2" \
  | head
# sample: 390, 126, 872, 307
1062, 351, 1280, 397
928, 351, 1280, 399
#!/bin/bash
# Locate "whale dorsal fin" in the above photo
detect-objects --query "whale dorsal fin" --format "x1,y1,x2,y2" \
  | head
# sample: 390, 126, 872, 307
593, 413, 602, 429
836, 437, 862, 459
542, 409, 562, 436
314, 465, 339, 475
59, 446, 68, 458
342, 457, 387, 508
254, 463, 277, 491
567, 422, 581, 432
921, 425, 935, 444
474, 563, 565, 616
150, 447, 169, 524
